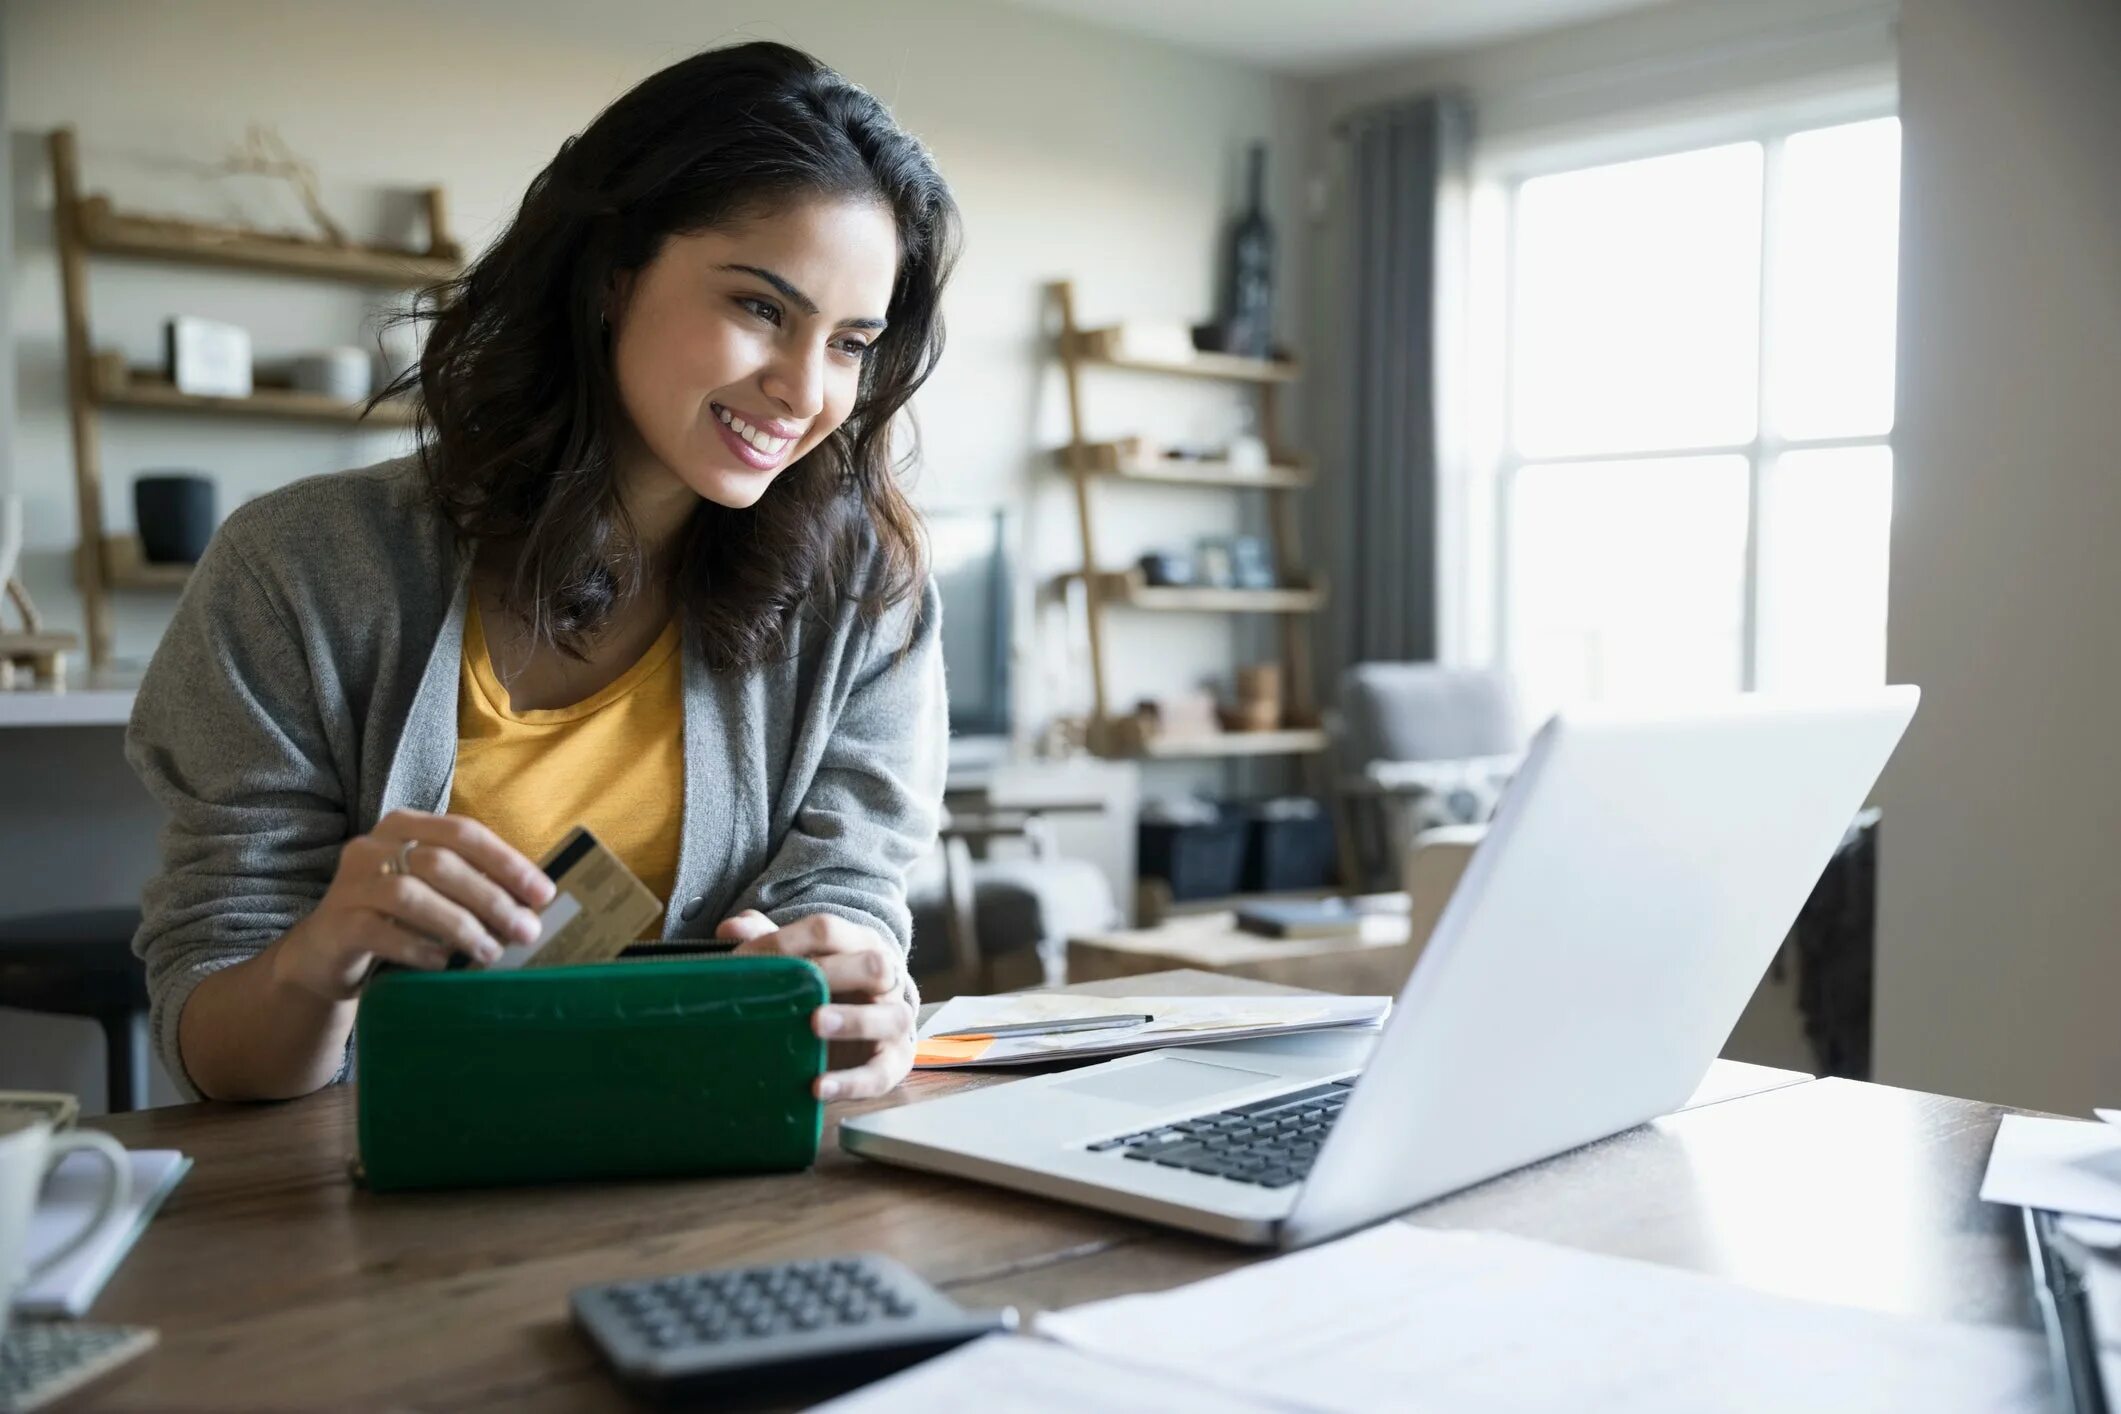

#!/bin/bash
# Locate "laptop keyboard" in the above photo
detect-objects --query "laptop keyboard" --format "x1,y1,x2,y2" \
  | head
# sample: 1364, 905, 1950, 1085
1086, 1080, 1353, 1189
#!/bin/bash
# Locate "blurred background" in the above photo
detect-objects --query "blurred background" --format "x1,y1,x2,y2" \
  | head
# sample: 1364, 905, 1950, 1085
2, 0, 2115, 1119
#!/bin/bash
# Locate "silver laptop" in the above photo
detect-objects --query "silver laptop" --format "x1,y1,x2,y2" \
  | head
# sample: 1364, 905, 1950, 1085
842, 690, 1920, 1248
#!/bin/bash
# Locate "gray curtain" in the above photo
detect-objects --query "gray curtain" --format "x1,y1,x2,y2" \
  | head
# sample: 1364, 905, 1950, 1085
1338, 94, 1471, 668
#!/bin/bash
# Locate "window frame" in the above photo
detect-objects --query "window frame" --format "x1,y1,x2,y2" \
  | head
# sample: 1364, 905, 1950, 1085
1445, 88, 1900, 705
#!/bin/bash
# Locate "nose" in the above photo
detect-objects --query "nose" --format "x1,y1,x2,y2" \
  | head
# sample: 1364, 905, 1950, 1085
758, 337, 826, 422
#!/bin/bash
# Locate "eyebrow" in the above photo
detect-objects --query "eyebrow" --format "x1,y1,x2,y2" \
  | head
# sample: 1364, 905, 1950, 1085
720, 263, 888, 331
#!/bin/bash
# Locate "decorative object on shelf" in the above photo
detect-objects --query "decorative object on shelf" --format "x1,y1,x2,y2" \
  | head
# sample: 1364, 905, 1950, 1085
1226, 534, 1277, 590
0, 495, 78, 689
288, 348, 375, 404
1114, 691, 1222, 755
1222, 663, 1284, 734
132, 474, 217, 565
1226, 402, 1270, 474
1194, 537, 1235, 589
0, 496, 21, 594
1034, 713, 1091, 760
1198, 142, 1275, 360
217, 124, 350, 247
1137, 550, 1196, 588
163, 316, 251, 397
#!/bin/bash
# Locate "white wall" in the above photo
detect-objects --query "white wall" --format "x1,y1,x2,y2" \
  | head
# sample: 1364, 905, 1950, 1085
4, 0, 1310, 748
1872, 0, 2121, 1114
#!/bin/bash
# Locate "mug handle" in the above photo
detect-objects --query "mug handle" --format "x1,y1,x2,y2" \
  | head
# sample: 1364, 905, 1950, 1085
27, 1129, 133, 1281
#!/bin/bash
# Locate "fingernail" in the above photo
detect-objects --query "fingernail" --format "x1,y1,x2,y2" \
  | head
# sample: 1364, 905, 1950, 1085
479, 942, 503, 964
817, 1078, 841, 1101
816, 1009, 844, 1036
512, 909, 540, 942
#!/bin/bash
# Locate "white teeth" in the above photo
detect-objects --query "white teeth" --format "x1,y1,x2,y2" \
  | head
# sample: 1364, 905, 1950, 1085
716, 405, 787, 456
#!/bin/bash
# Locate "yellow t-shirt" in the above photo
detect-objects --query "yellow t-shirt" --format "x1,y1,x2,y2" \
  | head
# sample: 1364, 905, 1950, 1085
448, 600, 684, 917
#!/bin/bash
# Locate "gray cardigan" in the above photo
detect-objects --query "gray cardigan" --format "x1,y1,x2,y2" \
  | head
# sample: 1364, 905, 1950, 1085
126, 458, 946, 1099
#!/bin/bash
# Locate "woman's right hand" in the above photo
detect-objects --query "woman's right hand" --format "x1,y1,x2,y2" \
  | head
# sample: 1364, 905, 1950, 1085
270, 810, 556, 1001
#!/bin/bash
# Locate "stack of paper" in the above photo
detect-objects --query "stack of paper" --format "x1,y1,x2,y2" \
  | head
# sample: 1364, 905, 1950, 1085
1980, 1109, 2121, 1398
823, 1226, 2043, 1412
913, 994, 1389, 1069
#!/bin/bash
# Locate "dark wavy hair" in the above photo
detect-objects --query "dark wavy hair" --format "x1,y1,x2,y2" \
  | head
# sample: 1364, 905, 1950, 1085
376, 41, 960, 670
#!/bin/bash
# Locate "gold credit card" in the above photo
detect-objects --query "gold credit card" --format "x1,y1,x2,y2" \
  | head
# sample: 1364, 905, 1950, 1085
488, 826, 665, 970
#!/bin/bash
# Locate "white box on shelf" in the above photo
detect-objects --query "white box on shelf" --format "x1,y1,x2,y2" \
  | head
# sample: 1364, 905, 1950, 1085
164, 316, 252, 398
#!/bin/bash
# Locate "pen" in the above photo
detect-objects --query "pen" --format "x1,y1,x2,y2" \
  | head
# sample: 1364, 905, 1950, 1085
931, 1013, 1156, 1041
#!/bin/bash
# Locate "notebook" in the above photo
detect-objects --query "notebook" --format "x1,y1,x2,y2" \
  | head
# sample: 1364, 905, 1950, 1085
913, 994, 1390, 1068
15, 1149, 191, 1318
1232, 898, 1365, 940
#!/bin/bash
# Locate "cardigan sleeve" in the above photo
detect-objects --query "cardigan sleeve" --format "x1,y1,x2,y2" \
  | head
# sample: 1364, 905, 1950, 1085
734, 575, 948, 1007
124, 516, 352, 1099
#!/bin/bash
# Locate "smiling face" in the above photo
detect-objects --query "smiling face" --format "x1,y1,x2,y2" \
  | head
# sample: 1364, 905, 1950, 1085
607, 195, 900, 523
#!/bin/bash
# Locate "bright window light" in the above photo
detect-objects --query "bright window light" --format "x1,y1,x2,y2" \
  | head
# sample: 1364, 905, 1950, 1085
1487, 111, 1901, 729
1513, 143, 1763, 458
1770, 119, 1902, 440
1759, 445, 1894, 692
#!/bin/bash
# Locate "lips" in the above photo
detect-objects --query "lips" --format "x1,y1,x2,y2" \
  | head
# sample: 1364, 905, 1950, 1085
710, 403, 800, 472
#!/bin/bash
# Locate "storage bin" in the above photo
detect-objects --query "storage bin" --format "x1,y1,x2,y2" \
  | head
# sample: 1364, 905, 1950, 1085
1138, 809, 1249, 902
1241, 798, 1338, 893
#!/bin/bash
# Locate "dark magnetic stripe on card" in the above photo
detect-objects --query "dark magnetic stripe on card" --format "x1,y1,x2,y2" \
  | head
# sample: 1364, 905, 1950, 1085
544, 829, 598, 880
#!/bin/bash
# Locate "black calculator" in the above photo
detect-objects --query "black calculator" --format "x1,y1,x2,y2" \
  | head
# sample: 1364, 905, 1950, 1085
571, 1254, 1013, 1399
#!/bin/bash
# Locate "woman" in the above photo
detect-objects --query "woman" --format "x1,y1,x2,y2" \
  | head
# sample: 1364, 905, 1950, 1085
126, 41, 959, 1104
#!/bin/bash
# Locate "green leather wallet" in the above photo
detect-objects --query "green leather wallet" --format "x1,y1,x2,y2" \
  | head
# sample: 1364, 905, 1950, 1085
354, 955, 828, 1192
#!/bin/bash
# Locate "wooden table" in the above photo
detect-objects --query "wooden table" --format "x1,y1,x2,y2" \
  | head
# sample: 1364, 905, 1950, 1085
1069, 908, 1423, 995
69, 971, 2040, 1411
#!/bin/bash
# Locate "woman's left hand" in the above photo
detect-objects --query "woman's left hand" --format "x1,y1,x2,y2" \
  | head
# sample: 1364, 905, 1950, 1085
717, 910, 915, 1101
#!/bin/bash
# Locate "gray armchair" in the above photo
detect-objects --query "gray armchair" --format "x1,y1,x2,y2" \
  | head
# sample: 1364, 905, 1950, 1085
906, 805, 1120, 999
1333, 663, 1524, 895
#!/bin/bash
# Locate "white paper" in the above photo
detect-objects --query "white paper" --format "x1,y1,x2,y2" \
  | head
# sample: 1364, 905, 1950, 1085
813, 1334, 1288, 1412
1979, 1113, 2121, 1221
2096, 1107, 2121, 1127
915, 994, 1389, 1068
1038, 1225, 2045, 1413
17, 1149, 191, 1317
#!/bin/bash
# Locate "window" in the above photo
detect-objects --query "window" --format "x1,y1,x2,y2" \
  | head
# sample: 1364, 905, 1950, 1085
1470, 114, 1900, 728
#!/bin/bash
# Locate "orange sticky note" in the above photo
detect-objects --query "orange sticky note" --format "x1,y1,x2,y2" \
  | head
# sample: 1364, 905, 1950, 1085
913, 1034, 997, 1066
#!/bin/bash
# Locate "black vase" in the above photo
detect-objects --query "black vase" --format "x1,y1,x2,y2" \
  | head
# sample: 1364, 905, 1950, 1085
134, 474, 217, 564
1221, 144, 1275, 360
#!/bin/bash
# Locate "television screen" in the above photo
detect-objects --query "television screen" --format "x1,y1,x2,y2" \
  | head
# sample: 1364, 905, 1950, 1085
928, 508, 1011, 738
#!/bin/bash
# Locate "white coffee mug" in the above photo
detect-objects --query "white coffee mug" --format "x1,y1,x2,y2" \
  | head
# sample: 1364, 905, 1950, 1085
0, 1119, 131, 1345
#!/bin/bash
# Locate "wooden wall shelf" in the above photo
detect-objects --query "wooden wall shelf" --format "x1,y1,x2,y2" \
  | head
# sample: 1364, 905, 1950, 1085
77, 195, 459, 287
100, 535, 194, 591
1080, 570, 1326, 615
1072, 443, 1314, 490
47, 125, 462, 665
1062, 328, 1298, 383
1108, 727, 1333, 760
92, 357, 416, 427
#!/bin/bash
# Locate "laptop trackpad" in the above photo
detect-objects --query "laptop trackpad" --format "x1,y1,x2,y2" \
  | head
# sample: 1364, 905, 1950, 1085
1055, 1056, 1280, 1107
